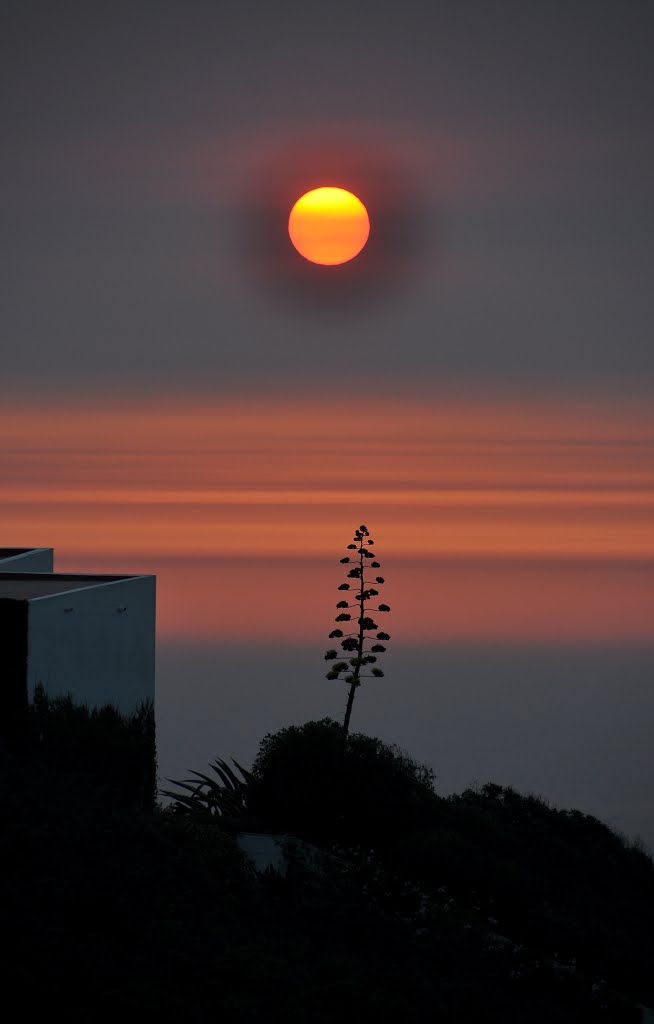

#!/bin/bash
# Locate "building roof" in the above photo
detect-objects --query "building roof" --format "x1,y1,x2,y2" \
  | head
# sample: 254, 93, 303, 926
0, 548, 54, 566
0, 572, 152, 601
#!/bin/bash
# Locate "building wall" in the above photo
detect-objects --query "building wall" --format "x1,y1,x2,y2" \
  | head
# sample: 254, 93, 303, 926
26, 576, 155, 713
0, 549, 54, 572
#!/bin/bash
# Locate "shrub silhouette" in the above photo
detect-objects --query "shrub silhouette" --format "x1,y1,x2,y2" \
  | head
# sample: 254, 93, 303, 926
387, 783, 654, 1008
248, 717, 439, 849
15, 684, 156, 810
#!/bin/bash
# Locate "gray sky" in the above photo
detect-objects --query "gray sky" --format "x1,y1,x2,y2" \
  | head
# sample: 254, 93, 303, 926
3, 2, 653, 845
3, 0, 653, 397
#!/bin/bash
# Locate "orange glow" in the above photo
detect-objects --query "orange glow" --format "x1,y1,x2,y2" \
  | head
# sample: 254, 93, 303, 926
53, 557, 654, 644
1, 394, 652, 641
288, 187, 370, 265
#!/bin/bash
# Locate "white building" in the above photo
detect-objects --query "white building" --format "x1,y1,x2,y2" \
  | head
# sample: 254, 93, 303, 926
1, 570, 155, 715
236, 833, 289, 875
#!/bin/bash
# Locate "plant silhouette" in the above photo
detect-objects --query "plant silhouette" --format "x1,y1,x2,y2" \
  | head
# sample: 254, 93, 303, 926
325, 524, 391, 734
163, 757, 254, 817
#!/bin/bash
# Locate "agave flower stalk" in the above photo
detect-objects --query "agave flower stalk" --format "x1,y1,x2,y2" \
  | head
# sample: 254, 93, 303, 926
324, 524, 391, 734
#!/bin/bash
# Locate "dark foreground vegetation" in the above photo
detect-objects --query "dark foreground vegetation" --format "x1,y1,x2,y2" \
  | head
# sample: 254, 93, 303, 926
2, 703, 652, 1023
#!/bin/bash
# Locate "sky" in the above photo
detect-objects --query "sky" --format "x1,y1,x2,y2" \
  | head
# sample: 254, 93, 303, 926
2, 3, 653, 842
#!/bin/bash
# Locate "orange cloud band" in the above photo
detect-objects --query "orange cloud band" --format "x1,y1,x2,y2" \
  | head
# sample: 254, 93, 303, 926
2, 394, 652, 640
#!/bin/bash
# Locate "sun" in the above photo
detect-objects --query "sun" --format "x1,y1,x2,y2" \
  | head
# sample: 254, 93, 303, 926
288, 187, 370, 266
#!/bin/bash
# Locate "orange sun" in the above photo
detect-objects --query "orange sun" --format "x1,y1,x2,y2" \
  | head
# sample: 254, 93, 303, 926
288, 187, 370, 266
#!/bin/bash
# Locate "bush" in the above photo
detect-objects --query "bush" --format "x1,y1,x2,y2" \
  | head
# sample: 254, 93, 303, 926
8, 685, 156, 811
249, 717, 441, 849
387, 783, 654, 1008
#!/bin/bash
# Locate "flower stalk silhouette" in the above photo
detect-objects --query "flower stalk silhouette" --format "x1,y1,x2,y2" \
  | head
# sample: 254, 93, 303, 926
324, 525, 391, 734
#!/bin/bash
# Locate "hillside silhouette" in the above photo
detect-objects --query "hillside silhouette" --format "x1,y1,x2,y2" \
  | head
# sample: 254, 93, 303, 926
3, 699, 652, 1022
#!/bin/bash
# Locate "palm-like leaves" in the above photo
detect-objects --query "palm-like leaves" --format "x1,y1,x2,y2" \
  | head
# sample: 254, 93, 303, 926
162, 757, 254, 817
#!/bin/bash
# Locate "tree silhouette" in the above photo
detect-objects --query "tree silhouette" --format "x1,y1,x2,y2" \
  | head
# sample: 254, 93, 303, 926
324, 524, 391, 734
